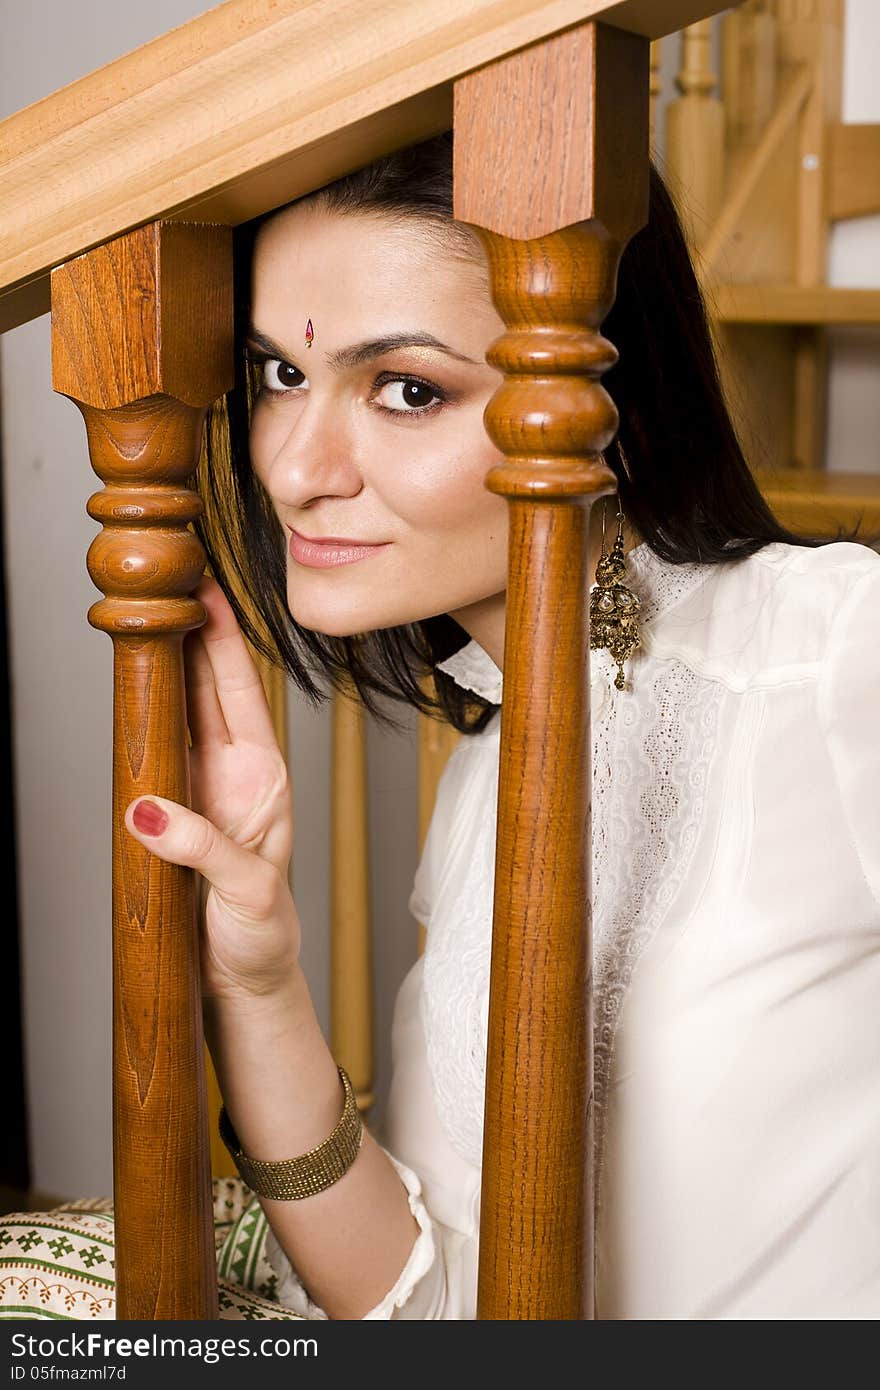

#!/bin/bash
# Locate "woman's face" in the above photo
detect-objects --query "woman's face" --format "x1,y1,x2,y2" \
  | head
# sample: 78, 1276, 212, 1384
248, 203, 511, 654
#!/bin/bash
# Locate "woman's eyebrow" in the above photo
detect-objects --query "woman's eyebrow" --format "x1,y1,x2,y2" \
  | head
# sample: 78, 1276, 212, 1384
246, 325, 479, 369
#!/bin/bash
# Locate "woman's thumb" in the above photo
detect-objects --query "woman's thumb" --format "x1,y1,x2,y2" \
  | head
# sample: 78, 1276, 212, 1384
124, 795, 281, 917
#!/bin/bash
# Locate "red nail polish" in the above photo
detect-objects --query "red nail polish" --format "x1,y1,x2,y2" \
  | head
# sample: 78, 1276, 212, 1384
132, 799, 168, 836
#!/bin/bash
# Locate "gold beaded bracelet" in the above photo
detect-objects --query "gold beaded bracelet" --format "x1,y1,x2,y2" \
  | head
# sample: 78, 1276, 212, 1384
218, 1065, 364, 1201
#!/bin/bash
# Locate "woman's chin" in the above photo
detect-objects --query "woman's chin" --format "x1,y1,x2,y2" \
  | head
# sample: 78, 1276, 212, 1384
287, 595, 407, 639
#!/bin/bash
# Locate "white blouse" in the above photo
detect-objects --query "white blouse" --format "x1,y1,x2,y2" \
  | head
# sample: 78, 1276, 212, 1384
266, 537, 880, 1319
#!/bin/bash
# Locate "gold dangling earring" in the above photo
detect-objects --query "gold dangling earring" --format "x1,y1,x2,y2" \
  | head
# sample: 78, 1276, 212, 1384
589, 487, 642, 691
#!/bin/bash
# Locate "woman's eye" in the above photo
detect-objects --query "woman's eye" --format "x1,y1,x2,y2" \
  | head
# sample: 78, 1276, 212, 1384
260, 358, 306, 394
374, 378, 443, 416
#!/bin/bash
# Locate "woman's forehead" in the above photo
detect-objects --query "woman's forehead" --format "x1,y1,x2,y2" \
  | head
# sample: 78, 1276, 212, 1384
254, 204, 482, 287
251, 205, 492, 343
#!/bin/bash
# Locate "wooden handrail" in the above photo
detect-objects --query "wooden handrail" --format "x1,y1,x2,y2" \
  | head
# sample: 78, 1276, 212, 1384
0, 0, 736, 333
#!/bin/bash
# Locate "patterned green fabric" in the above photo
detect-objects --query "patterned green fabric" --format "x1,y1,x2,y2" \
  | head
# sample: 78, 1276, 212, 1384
0, 1179, 306, 1321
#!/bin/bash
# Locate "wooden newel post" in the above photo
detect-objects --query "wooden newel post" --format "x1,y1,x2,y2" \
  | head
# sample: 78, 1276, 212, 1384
454, 22, 649, 1319
50, 223, 233, 1319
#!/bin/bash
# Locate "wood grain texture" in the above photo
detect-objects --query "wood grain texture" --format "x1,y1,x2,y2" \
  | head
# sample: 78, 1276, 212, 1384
50, 224, 233, 1320
455, 22, 649, 241
827, 123, 880, 221
51, 224, 233, 409
454, 21, 649, 1319
0, 0, 733, 332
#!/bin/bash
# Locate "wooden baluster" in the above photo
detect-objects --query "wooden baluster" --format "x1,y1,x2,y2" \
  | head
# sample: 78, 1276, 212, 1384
51, 222, 232, 1320
650, 38, 663, 151
331, 680, 374, 1114
721, 1, 778, 155
775, 0, 844, 469
453, 20, 648, 1320
666, 20, 726, 250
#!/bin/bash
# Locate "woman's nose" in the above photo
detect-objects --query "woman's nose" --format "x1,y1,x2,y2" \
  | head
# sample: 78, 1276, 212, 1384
260, 396, 365, 508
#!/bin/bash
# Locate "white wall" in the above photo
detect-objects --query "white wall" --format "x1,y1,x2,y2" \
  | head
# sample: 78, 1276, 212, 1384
2, 0, 878, 1199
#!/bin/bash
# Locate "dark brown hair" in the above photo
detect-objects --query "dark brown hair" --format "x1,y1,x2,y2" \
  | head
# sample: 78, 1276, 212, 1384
195, 131, 856, 736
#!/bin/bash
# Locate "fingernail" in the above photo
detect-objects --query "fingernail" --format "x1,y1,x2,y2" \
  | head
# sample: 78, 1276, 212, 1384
132, 799, 168, 836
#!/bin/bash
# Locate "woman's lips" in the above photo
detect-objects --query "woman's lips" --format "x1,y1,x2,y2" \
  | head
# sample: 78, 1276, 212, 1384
288, 528, 390, 568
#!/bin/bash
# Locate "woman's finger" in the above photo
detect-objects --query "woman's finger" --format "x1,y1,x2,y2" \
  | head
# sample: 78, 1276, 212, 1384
124, 795, 283, 920
184, 627, 229, 747
194, 576, 280, 750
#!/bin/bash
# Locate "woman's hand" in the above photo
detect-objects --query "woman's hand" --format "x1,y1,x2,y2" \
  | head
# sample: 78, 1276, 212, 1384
123, 574, 302, 1002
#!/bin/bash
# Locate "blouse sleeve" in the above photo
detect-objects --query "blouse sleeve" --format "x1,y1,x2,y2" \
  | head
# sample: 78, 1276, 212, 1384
262, 1145, 441, 1320
262, 955, 481, 1320
817, 560, 880, 911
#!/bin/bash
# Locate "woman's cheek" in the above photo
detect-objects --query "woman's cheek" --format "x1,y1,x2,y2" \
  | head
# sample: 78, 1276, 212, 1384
385, 434, 500, 526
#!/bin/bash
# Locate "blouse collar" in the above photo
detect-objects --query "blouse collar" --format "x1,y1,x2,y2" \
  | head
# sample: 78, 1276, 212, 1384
435, 542, 716, 701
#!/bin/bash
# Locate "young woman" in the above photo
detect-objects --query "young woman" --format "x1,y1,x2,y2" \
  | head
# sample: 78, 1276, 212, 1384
4, 134, 879, 1320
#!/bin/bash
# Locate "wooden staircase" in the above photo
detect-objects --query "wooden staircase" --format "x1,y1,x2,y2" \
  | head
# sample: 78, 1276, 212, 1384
657, 1, 880, 541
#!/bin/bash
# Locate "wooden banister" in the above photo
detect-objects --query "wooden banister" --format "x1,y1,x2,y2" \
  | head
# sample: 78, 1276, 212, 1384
454, 19, 649, 1318
693, 0, 880, 480
666, 19, 725, 245
721, 0, 777, 151
0, 0, 738, 334
650, 38, 664, 149
50, 222, 233, 1319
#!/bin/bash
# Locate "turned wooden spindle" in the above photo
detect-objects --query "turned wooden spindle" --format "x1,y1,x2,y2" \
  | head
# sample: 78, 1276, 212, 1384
331, 681, 375, 1115
51, 222, 233, 1320
454, 21, 648, 1320
666, 19, 726, 248
776, 0, 842, 470
721, 1, 778, 152
650, 38, 663, 150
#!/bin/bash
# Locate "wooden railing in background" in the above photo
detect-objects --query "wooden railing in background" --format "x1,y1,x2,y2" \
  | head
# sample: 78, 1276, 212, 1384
330, 681, 375, 1117
661, 0, 880, 534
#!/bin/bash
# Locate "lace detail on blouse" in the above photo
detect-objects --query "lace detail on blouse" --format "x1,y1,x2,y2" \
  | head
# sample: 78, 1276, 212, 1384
625, 541, 715, 627
590, 654, 724, 1202
421, 544, 723, 1198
